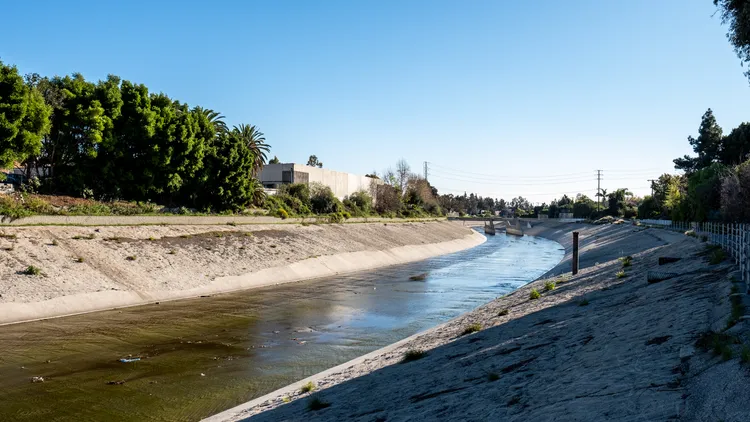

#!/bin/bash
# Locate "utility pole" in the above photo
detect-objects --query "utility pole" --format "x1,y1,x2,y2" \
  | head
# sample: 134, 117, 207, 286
647, 179, 657, 197
596, 170, 602, 212
423, 161, 429, 181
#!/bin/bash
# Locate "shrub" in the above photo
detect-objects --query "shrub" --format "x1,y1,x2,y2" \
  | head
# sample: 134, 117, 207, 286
75, 257, 84, 263
310, 183, 343, 214
282, 396, 291, 403
327, 212, 344, 224
620, 256, 633, 267
276, 208, 289, 220
343, 190, 373, 216
709, 249, 726, 265
544, 281, 556, 292
742, 346, 750, 364
22, 265, 41, 275
529, 289, 540, 300
306, 396, 331, 411
616, 270, 627, 279
300, 381, 316, 393
401, 349, 426, 363
461, 323, 482, 336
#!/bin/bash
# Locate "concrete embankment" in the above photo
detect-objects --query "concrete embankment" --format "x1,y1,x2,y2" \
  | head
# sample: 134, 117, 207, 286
0, 220, 484, 325
211, 221, 750, 421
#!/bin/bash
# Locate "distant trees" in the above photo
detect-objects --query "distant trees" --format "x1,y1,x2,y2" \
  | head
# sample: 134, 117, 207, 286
307, 155, 323, 168
269, 156, 280, 164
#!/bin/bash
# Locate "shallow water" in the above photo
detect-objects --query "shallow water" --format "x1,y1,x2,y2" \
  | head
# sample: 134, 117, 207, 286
0, 230, 563, 421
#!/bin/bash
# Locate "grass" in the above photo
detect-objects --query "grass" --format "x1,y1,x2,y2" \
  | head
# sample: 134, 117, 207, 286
616, 270, 627, 279
300, 381, 316, 394
306, 396, 331, 411
0, 233, 17, 239
401, 349, 426, 363
51, 239, 58, 246
75, 257, 84, 263
461, 323, 482, 336
409, 273, 428, 281
579, 298, 590, 306
529, 289, 541, 300
167, 249, 176, 255
125, 255, 137, 261
696, 331, 740, 358
741, 346, 750, 364
709, 248, 727, 265
544, 281, 556, 292
22, 265, 41, 275
282, 396, 291, 403
620, 256, 633, 268
498, 309, 509, 316
487, 372, 500, 382
148, 236, 156, 241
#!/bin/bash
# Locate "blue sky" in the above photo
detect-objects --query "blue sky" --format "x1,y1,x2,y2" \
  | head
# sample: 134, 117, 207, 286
1, 0, 747, 203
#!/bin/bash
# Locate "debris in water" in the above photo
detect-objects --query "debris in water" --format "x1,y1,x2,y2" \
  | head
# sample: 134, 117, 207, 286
200, 373, 206, 377
119, 358, 141, 363
106, 380, 126, 385
31, 376, 44, 383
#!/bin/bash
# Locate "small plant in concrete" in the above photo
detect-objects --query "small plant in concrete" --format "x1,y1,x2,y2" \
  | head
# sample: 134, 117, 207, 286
167, 250, 176, 255
300, 381, 316, 393
616, 270, 627, 279
22, 265, 41, 276
409, 273, 428, 281
282, 396, 291, 403
741, 346, 750, 364
620, 256, 633, 268
544, 281, 556, 292
148, 236, 156, 241
461, 323, 482, 336
401, 349, 426, 363
579, 298, 590, 306
75, 257, 84, 263
498, 309, 509, 316
126, 255, 137, 261
306, 396, 331, 411
709, 249, 727, 265
529, 289, 541, 300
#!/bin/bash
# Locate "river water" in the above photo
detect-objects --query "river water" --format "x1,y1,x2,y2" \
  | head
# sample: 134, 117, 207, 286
0, 230, 563, 421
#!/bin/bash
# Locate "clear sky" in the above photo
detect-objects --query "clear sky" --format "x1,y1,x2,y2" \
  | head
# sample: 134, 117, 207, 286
1, 0, 747, 203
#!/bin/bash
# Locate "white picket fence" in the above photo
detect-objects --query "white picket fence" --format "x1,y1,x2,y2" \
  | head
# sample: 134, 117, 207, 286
639, 220, 749, 290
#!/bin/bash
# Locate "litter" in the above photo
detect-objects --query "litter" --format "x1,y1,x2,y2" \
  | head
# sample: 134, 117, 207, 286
119, 358, 141, 363
31, 376, 44, 383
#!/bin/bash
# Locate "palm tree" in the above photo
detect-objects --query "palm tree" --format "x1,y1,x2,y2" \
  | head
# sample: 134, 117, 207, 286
195, 107, 227, 135
233, 124, 270, 177
248, 177, 267, 206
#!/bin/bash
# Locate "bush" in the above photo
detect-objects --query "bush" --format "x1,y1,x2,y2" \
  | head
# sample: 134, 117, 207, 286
544, 281, 556, 292
709, 248, 726, 265
276, 208, 289, 219
344, 190, 373, 216
310, 183, 343, 214
300, 381, 316, 393
401, 349, 426, 363
529, 289, 540, 300
620, 256, 633, 267
616, 270, 627, 279
22, 265, 41, 275
306, 396, 331, 411
461, 323, 482, 336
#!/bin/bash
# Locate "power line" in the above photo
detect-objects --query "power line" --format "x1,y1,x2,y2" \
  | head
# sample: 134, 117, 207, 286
596, 170, 602, 212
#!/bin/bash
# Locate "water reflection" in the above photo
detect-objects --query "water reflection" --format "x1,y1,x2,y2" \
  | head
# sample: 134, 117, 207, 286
0, 229, 563, 421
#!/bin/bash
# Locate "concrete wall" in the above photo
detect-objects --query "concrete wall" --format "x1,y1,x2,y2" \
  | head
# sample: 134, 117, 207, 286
260, 163, 381, 200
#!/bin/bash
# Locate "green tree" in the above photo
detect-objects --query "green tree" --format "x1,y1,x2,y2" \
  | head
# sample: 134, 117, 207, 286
714, 0, 750, 83
674, 109, 723, 173
233, 124, 269, 177
307, 155, 323, 168
199, 130, 261, 211
269, 155, 280, 164
720, 122, 750, 165
0, 61, 52, 171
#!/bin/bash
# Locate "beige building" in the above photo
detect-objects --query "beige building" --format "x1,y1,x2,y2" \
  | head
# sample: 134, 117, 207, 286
260, 163, 381, 200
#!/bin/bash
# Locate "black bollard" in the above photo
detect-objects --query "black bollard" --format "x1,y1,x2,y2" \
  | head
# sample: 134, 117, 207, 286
572, 231, 579, 275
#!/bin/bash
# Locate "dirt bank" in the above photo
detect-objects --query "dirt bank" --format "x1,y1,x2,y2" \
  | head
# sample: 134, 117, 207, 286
0, 221, 484, 325
210, 222, 750, 422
